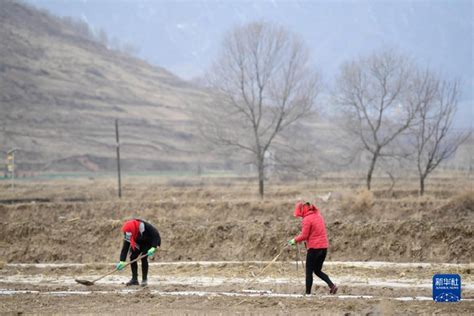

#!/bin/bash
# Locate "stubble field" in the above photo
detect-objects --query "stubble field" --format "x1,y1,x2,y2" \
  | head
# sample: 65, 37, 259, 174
0, 174, 472, 314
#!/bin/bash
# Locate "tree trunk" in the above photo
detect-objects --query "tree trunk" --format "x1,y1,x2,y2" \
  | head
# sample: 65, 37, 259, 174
257, 157, 265, 199
419, 175, 425, 196
366, 150, 379, 191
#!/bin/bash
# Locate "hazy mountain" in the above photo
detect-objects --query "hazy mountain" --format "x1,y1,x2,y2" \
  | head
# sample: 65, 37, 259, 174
0, 0, 215, 173
0, 1, 471, 174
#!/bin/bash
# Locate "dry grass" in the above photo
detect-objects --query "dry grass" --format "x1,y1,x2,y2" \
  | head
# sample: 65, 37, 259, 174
1, 1, 216, 171
0, 172, 471, 204
1, 174, 472, 264
341, 188, 374, 213
450, 189, 474, 211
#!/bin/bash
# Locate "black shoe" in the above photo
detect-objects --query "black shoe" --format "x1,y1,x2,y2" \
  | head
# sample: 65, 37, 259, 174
126, 278, 139, 286
141, 279, 148, 287
329, 284, 338, 294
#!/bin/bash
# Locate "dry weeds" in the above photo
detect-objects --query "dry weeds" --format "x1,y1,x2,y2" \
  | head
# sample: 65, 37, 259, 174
341, 189, 374, 213
450, 189, 474, 211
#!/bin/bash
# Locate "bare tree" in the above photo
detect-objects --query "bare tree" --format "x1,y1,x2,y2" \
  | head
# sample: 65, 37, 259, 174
378, 154, 411, 196
411, 74, 469, 195
334, 50, 421, 190
200, 22, 320, 197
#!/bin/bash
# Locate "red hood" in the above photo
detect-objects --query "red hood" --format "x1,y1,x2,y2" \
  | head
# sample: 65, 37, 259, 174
294, 202, 318, 218
121, 219, 140, 250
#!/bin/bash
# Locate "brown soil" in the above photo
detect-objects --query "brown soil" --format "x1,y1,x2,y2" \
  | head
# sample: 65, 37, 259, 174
0, 178, 472, 264
0, 262, 473, 315
2, 293, 471, 315
0, 177, 473, 314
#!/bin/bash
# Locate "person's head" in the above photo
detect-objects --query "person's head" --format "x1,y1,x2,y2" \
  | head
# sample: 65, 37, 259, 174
122, 219, 136, 233
121, 219, 140, 249
293, 201, 317, 218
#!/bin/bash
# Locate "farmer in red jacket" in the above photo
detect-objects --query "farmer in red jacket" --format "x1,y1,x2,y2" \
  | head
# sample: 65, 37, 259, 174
288, 201, 337, 295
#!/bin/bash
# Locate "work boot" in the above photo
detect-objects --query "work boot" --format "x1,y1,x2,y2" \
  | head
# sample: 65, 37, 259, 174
329, 284, 338, 295
125, 278, 139, 286
141, 279, 148, 287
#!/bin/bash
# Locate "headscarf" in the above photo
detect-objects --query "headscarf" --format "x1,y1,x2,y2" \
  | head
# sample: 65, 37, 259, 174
121, 219, 140, 250
293, 201, 318, 218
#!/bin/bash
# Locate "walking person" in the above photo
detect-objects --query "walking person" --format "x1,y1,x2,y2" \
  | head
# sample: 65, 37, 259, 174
116, 219, 161, 286
288, 201, 337, 295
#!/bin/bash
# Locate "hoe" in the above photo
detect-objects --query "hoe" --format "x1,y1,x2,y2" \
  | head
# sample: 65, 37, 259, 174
75, 253, 148, 286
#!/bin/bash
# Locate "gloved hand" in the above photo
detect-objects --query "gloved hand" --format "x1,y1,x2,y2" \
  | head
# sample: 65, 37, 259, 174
288, 238, 296, 246
116, 261, 126, 270
147, 247, 156, 256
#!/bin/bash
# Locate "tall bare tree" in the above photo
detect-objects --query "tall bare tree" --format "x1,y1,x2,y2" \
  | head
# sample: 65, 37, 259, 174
334, 50, 421, 190
411, 74, 468, 195
200, 22, 320, 197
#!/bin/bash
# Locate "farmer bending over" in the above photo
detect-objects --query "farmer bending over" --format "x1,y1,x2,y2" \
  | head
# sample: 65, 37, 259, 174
288, 201, 337, 295
117, 219, 161, 286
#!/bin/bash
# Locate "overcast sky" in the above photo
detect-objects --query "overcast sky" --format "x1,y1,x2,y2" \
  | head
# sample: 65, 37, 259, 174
26, 0, 473, 127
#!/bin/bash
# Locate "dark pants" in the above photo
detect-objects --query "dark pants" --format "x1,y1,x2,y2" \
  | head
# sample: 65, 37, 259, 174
130, 246, 150, 281
305, 248, 334, 294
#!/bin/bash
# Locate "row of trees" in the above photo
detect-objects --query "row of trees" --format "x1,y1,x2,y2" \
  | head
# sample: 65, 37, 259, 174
336, 51, 468, 194
60, 16, 140, 56
198, 22, 469, 198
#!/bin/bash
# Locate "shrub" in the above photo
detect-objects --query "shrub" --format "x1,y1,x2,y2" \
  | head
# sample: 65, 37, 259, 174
450, 190, 474, 211
342, 189, 374, 213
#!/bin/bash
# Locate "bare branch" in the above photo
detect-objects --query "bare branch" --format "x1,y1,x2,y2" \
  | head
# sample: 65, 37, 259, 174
333, 50, 417, 190
198, 21, 320, 197
410, 74, 469, 195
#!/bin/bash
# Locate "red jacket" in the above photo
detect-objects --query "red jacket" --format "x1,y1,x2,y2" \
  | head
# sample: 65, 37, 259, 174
293, 202, 328, 249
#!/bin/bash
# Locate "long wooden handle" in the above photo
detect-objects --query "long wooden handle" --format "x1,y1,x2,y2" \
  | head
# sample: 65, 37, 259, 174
92, 253, 149, 283
241, 243, 288, 290
296, 243, 305, 270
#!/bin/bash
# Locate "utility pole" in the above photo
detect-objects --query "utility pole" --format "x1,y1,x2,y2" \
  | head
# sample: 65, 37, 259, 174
7, 148, 19, 190
115, 119, 122, 198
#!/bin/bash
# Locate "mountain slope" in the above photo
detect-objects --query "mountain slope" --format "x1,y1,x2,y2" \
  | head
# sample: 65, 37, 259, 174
0, 1, 213, 173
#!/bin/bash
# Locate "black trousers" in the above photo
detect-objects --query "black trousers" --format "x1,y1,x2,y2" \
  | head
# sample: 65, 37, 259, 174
130, 246, 150, 281
305, 248, 334, 294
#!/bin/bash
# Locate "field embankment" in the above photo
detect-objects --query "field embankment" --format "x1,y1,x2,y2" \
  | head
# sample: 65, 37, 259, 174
0, 176, 472, 264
